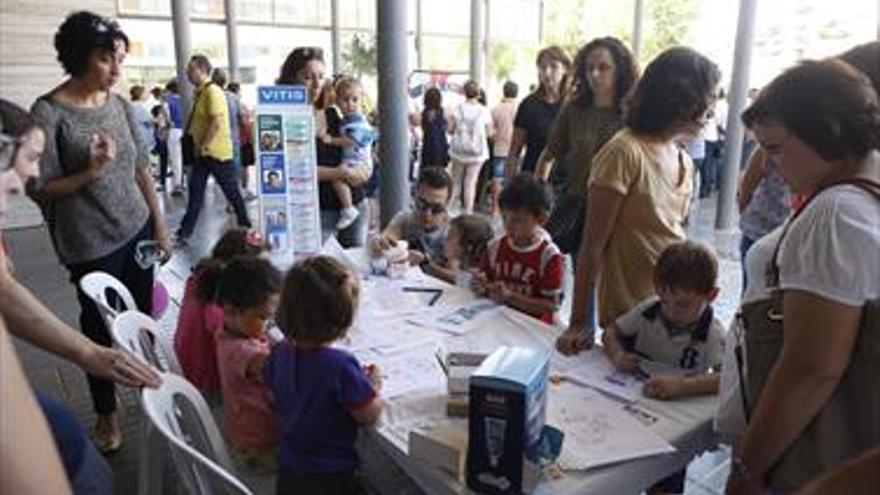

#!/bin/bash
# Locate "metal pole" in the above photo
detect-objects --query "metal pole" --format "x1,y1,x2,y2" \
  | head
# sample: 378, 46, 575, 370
469, 0, 486, 86
484, 0, 491, 92
331, 0, 342, 75
538, 0, 545, 44
632, 0, 644, 59
170, 0, 193, 121
223, 0, 240, 82
377, 0, 410, 228
716, 0, 758, 230
415, 0, 424, 69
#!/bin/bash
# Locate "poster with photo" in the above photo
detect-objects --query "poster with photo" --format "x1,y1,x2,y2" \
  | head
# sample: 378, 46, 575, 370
259, 153, 286, 194
258, 114, 284, 152
255, 86, 321, 258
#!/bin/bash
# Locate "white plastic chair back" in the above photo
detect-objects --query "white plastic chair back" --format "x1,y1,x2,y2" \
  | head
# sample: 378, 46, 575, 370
79, 271, 138, 327
141, 373, 253, 495
112, 310, 182, 374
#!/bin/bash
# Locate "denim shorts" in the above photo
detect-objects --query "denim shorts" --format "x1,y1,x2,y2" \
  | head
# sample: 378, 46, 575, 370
490, 156, 507, 179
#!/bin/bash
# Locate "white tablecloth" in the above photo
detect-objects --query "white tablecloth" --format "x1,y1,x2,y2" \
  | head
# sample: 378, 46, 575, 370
331, 246, 719, 495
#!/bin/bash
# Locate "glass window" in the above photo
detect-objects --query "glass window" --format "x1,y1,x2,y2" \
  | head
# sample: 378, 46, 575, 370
118, 0, 170, 16
275, 0, 329, 26
488, 0, 540, 43
340, 0, 376, 30
238, 0, 274, 23
192, 0, 224, 19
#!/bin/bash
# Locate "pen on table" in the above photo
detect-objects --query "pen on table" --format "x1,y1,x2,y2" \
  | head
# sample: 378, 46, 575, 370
402, 286, 440, 293
429, 290, 443, 306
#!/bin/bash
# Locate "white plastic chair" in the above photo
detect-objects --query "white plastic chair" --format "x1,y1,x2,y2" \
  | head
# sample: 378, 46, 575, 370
79, 271, 138, 328
141, 372, 254, 495
112, 310, 182, 375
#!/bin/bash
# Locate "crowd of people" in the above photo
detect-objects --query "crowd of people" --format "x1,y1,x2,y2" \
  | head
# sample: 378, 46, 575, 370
1, 7, 878, 495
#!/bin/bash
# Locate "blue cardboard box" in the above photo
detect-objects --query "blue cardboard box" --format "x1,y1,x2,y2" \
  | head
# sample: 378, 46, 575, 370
466, 346, 549, 494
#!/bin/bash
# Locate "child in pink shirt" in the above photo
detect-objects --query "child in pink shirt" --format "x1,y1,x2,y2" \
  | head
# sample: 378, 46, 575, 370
174, 228, 267, 394
210, 256, 283, 470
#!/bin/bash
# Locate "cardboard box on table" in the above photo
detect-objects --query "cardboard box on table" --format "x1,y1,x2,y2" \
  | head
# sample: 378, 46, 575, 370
466, 346, 549, 494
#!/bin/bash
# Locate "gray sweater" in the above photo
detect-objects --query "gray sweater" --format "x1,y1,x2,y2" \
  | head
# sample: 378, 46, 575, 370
31, 93, 151, 264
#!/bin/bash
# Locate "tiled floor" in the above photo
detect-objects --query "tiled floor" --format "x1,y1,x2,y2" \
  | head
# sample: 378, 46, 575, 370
8, 180, 735, 494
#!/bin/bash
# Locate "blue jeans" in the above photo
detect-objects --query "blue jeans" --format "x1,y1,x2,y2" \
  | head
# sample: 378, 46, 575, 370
702, 141, 721, 196
320, 202, 367, 248
490, 156, 507, 179
178, 156, 251, 238
37, 393, 113, 495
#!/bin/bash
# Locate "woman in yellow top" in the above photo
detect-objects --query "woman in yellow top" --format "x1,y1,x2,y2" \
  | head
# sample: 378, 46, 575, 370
557, 47, 720, 354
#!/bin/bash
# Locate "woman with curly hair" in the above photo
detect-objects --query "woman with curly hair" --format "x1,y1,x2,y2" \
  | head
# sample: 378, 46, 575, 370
536, 36, 639, 259
29, 11, 171, 452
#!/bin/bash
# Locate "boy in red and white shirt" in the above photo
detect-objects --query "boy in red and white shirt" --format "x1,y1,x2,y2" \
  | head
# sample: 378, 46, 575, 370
477, 174, 564, 324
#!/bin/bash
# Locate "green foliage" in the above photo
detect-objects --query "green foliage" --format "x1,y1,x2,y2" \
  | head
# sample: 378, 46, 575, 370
342, 33, 378, 78
489, 42, 519, 80
539, 0, 699, 65
541, 0, 590, 53
641, 0, 700, 63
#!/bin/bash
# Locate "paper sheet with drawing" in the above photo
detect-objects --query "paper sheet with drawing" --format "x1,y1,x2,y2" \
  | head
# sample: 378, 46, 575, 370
406, 299, 501, 335
547, 383, 675, 471
340, 315, 443, 358
553, 350, 646, 402
372, 343, 447, 399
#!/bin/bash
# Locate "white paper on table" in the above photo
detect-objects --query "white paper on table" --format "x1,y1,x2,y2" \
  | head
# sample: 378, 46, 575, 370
371, 343, 448, 399
320, 236, 366, 273
547, 382, 675, 471
406, 299, 501, 336
342, 315, 443, 357
552, 349, 645, 402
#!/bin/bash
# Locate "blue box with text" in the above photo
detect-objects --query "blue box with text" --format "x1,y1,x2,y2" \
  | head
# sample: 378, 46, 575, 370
467, 346, 549, 494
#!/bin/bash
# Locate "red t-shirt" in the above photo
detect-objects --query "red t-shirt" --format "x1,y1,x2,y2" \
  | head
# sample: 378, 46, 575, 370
481, 234, 564, 324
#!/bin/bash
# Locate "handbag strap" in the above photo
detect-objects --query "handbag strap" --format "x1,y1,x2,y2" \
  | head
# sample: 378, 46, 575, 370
767, 178, 880, 288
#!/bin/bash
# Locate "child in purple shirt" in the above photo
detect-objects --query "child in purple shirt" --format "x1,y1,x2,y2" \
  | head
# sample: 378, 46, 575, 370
264, 255, 383, 495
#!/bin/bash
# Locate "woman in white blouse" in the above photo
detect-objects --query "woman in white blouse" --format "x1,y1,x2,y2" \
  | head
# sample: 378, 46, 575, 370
726, 59, 880, 494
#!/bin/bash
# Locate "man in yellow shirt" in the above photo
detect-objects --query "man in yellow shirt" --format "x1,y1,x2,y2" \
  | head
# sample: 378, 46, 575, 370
176, 54, 251, 244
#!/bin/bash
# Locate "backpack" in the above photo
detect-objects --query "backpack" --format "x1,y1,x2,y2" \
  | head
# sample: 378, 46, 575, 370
451, 104, 484, 158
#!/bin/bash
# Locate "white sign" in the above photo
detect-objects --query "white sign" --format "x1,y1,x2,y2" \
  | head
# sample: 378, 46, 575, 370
255, 85, 321, 259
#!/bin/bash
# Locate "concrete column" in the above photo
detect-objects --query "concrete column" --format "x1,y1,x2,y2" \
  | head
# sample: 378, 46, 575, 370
632, 0, 644, 59
469, 0, 486, 86
415, 0, 424, 69
716, 0, 758, 230
377, 0, 410, 227
484, 0, 491, 90
170, 0, 193, 121
223, 0, 240, 82
331, 0, 342, 74
538, 0, 545, 44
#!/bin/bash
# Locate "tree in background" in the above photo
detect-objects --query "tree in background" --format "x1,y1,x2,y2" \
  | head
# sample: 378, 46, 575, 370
641, 0, 699, 62
539, 0, 698, 65
342, 33, 378, 79
489, 42, 520, 81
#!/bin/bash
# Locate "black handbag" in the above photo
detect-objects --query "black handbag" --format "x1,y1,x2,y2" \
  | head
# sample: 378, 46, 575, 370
546, 191, 586, 254
181, 133, 196, 166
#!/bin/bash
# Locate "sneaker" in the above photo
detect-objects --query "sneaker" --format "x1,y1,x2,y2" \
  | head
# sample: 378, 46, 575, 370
243, 191, 258, 202
170, 187, 184, 197
336, 207, 360, 230
94, 413, 122, 454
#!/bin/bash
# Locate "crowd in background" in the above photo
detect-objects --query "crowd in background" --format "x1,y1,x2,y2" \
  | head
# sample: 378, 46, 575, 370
1, 8, 878, 495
